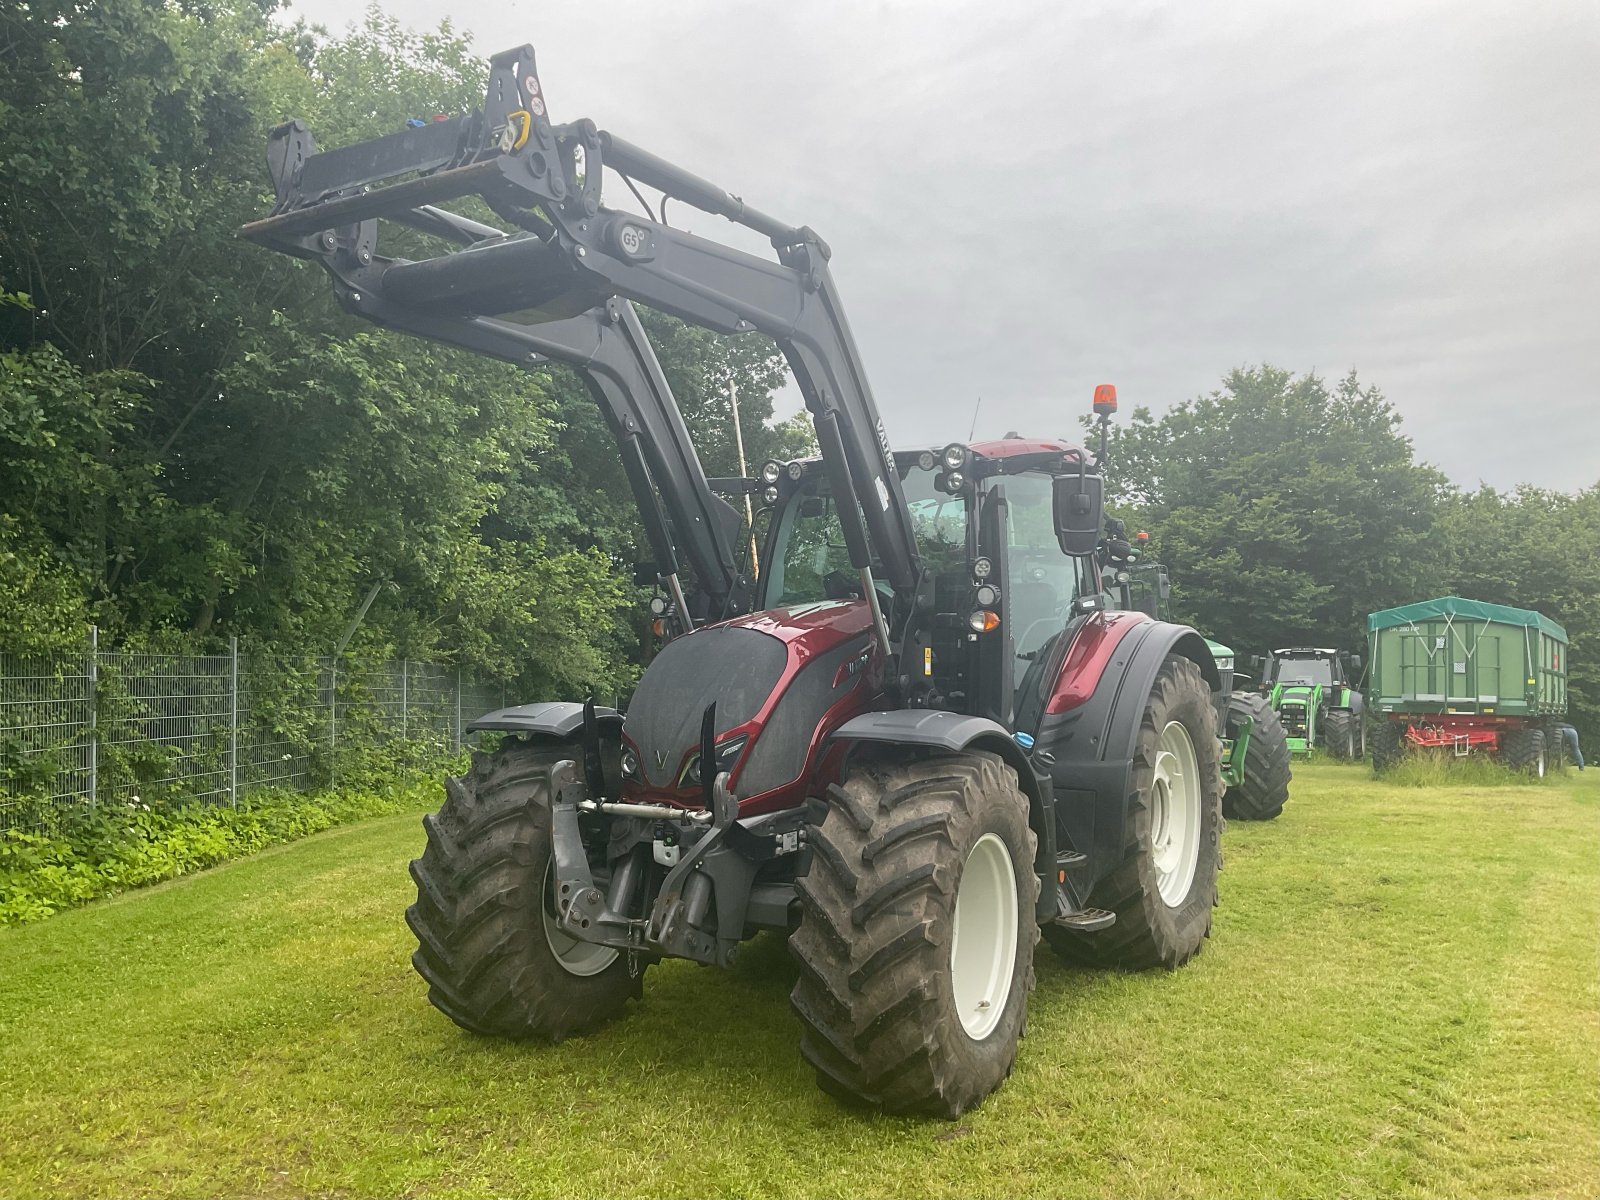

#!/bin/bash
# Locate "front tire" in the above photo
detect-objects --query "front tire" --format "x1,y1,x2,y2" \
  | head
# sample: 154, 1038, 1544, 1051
406, 737, 641, 1041
789, 751, 1039, 1117
1324, 710, 1358, 760
1222, 691, 1291, 821
1045, 655, 1223, 970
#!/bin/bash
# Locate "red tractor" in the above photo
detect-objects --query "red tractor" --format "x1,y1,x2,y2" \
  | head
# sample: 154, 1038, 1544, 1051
246, 44, 1227, 1117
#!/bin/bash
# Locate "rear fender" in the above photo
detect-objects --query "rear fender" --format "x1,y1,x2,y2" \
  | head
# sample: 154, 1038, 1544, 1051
831, 710, 1057, 921
1031, 621, 1217, 895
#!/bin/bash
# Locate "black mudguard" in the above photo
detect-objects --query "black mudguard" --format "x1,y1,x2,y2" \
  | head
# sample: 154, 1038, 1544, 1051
466, 700, 623, 738
1032, 621, 1217, 900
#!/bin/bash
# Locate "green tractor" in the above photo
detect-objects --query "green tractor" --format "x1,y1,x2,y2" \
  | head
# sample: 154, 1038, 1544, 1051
1253, 648, 1365, 759
1122, 560, 1291, 820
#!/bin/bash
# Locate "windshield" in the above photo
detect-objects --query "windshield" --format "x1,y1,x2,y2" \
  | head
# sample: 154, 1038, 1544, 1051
1003, 473, 1078, 661
1274, 656, 1333, 687
765, 469, 961, 607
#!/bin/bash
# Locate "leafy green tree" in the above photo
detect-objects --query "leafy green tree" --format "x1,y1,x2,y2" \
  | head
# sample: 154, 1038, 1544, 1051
1439, 485, 1600, 743
1102, 366, 1451, 659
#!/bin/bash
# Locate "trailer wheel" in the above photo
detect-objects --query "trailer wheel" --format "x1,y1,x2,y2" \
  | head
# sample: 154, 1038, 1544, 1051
1044, 655, 1223, 970
1502, 728, 1547, 777
407, 736, 641, 1041
1324, 710, 1359, 760
1222, 691, 1291, 821
789, 751, 1038, 1118
1370, 720, 1405, 773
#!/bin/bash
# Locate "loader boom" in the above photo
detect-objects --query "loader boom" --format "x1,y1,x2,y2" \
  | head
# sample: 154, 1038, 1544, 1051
243, 44, 921, 649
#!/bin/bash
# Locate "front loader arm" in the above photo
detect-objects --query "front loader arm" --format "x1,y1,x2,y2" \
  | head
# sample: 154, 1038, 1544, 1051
241, 43, 922, 630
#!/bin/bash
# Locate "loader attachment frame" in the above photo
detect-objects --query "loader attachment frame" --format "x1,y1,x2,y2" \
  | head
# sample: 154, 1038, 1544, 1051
242, 43, 922, 655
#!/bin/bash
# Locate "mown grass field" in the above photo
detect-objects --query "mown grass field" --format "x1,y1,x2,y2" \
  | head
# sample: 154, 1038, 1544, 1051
1, 762, 1595, 1199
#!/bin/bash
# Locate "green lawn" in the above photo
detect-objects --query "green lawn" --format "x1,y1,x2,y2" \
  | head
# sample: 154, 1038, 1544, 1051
2, 763, 1595, 1199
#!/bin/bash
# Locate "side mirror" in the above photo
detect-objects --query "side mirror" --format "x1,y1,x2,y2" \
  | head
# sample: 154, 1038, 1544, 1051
632, 560, 659, 587
1052, 470, 1103, 557
1249, 654, 1266, 674
1348, 654, 1364, 674
1157, 570, 1172, 601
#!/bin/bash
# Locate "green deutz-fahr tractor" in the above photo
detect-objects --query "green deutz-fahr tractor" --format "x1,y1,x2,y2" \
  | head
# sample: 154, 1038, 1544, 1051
1124, 561, 1291, 820
1253, 649, 1365, 759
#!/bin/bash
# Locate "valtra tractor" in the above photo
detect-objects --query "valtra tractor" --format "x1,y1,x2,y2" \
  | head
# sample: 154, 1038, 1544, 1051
244, 44, 1230, 1117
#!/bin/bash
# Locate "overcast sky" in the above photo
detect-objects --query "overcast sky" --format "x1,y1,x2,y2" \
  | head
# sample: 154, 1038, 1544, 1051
288, 0, 1598, 492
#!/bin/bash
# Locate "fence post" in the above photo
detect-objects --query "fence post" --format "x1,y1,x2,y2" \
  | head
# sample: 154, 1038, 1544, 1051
401, 658, 409, 740
328, 659, 337, 785
229, 635, 239, 809
455, 666, 463, 753
87, 624, 98, 812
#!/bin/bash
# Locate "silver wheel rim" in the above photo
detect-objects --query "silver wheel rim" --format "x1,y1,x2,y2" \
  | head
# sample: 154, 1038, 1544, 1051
950, 832, 1019, 1041
1535, 748, 1546, 778
542, 861, 618, 977
1150, 719, 1202, 907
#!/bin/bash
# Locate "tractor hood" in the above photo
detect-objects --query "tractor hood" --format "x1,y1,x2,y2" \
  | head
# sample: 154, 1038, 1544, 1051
622, 601, 876, 801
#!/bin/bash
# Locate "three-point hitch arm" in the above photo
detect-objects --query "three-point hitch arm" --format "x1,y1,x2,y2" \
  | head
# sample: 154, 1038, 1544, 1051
241, 43, 922, 657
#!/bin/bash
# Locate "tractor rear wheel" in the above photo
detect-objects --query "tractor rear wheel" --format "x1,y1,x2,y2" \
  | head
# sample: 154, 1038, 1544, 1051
1222, 691, 1291, 821
1324, 710, 1359, 760
1370, 720, 1405, 773
1501, 728, 1547, 777
1044, 655, 1223, 970
789, 751, 1038, 1118
407, 736, 642, 1041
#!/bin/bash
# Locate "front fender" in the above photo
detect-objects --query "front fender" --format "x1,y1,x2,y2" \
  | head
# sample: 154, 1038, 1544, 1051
466, 700, 622, 738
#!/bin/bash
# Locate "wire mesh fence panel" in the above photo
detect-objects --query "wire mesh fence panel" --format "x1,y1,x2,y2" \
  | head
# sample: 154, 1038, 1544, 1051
98, 652, 232, 807
1, 632, 512, 830
237, 653, 331, 795
0, 650, 94, 830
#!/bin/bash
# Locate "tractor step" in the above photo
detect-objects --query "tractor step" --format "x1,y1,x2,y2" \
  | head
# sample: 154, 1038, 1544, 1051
1055, 849, 1087, 867
1050, 905, 1116, 932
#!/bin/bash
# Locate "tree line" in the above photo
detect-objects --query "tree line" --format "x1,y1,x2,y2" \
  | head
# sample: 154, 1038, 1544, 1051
2, 2, 1594, 739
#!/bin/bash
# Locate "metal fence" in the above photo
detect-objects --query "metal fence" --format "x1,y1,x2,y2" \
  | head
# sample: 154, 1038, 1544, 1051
0, 630, 509, 831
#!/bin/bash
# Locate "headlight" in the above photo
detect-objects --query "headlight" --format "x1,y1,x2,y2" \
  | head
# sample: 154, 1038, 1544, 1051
620, 746, 640, 778
941, 442, 969, 472
682, 734, 748, 785
761, 485, 780, 505
760, 460, 782, 485
916, 449, 937, 472
1215, 656, 1234, 673
786, 460, 804, 480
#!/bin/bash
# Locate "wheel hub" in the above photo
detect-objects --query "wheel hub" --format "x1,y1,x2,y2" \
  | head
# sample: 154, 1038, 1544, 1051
950, 832, 1019, 1040
1150, 719, 1202, 907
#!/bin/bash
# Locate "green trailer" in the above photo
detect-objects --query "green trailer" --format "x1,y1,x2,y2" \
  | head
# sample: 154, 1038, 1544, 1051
1366, 596, 1568, 773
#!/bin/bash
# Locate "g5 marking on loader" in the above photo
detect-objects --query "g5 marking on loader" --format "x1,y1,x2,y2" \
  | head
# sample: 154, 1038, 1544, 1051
245, 44, 1228, 1118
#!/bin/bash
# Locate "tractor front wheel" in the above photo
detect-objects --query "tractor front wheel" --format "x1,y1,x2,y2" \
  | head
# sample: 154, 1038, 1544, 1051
789, 751, 1038, 1118
1044, 655, 1223, 970
1222, 691, 1291, 821
1324, 710, 1359, 760
406, 736, 643, 1041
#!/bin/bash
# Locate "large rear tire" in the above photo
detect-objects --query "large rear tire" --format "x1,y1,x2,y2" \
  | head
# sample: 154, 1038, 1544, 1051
1222, 691, 1291, 821
406, 736, 641, 1041
789, 751, 1039, 1117
1501, 728, 1547, 777
1044, 655, 1223, 970
1370, 719, 1405, 773
1324, 710, 1359, 761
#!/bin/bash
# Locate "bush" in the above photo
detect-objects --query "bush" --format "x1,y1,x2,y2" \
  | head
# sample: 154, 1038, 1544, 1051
0, 778, 442, 926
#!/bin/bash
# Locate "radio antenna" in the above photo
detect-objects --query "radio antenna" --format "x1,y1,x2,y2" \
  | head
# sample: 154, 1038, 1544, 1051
967, 395, 983, 441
